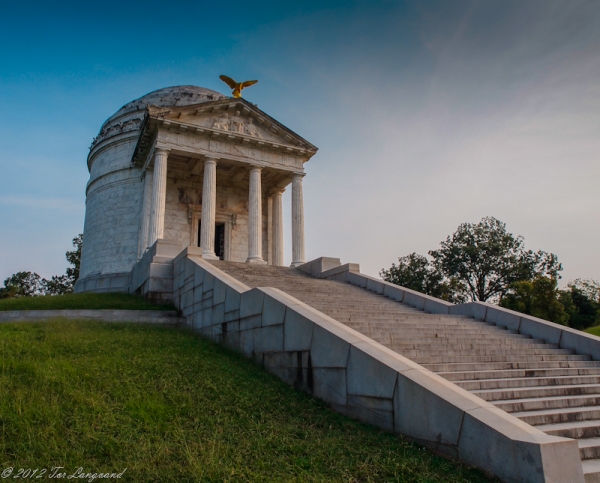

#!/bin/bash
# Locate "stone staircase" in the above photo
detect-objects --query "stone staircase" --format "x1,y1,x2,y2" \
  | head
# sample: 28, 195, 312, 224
211, 261, 600, 482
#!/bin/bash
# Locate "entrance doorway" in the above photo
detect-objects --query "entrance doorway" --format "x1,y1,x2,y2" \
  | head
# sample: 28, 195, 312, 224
198, 221, 225, 260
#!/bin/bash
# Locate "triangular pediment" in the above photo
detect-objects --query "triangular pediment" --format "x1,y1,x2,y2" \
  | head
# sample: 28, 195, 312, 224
147, 98, 317, 152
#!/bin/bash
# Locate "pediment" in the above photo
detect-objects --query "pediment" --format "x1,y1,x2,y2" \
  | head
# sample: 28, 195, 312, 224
146, 98, 316, 152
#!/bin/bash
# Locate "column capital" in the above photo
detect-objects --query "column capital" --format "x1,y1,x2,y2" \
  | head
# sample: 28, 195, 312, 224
204, 156, 219, 163
269, 188, 285, 197
249, 165, 263, 172
154, 147, 170, 156
292, 171, 306, 179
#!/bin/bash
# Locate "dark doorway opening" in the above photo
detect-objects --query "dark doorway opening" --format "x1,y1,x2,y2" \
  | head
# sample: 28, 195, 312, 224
198, 221, 225, 260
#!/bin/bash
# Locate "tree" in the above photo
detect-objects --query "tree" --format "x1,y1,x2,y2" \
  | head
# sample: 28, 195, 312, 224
559, 279, 600, 330
500, 276, 569, 325
43, 234, 83, 295
0, 272, 44, 298
429, 217, 561, 302
0, 234, 83, 298
380, 253, 466, 302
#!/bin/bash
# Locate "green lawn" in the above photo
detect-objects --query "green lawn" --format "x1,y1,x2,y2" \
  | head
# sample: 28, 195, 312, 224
0, 292, 175, 311
585, 326, 600, 337
0, 321, 495, 483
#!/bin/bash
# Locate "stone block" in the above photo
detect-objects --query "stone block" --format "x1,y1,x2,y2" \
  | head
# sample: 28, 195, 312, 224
458, 406, 584, 483
192, 310, 203, 329
424, 298, 452, 315
382, 283, 404, 302
240, 315, 262, 331
193, 287, 203, 304
225, 286, 242, 313
284, 309, 314, 351
149, 263, 173, 279
394, 368, 487, 447
450, 302, 488, 321
184, 259, 195, 280
402, 290, 426, 310
484, 305, 521, 331
519, 316, 563, 345
311, 323, 359, 368
297, 257, 341, 277
366, 277, 384, 295
222, 330, 241, 351
347, 395, 394, 432
213, 279, 227, 305
254, 324, 284, 353
313, 368, 347, 406
194, 265, 205, 286
212, 303, 225, 325
262, 294, 287, 327
560, 329, 600, 361
240, 289, 264, 318
346, 343, 398, 398
240, 329, 254, 355
201, 307, 212, 327
347, 271, 367, 288
203, 271, 214, 293
224, 309, 240, 323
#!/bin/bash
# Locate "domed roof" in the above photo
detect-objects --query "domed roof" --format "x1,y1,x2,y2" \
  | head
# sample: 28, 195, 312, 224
104, 85, 227, 125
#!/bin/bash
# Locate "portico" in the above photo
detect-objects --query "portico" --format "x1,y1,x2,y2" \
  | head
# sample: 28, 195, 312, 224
133, 98, 316, 267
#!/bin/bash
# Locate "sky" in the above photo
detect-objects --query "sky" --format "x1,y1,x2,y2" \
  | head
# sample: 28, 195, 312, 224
1, 0, 599, 285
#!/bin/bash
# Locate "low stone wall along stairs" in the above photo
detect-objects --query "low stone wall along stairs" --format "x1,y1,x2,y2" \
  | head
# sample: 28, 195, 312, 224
156, 245, 600, 483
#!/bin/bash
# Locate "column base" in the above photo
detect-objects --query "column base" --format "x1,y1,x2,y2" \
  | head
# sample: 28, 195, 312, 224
246, 257, 267, 265
290, 261, 306, 268
202, 252, 220, 261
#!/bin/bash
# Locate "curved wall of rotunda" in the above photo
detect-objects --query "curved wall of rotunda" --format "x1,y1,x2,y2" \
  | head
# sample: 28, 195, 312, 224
79, 86, 227, 285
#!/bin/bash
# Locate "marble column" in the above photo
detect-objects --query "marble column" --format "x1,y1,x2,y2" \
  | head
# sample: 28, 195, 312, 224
291, 173, 306, 267
247, 166, 266, 264
148, 148, 169, 247
200, 157, 219, 260
137, 170, 153, 259
272, 189, 284, 266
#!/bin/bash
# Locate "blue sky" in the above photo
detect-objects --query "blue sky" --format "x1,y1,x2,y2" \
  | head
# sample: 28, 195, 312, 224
1, 0, 599, 284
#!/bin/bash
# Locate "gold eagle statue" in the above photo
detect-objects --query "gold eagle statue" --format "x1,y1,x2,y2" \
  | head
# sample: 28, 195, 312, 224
219, 75, 258, 98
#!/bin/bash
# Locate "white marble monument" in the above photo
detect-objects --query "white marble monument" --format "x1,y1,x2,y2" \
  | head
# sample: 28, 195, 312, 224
75, 86, 317, 293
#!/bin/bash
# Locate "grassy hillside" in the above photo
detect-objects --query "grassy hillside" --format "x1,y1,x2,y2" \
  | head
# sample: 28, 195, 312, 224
585, 326, 600, 337
0, 292, 175, 311
0, 320, 495, 482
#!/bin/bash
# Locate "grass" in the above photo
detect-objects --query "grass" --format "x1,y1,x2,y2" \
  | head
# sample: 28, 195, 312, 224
0, 320, 496, 483
0, 292, 176, 311
585, 326, 600, 337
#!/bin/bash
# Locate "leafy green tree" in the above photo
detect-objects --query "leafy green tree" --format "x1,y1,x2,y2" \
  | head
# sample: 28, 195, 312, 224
0, 272, 44, 298
558, 279, 600, 330
500, 276, 569, 325
429, 217, 561, 302
43, 234, 83, 295
380, 253, 466, 302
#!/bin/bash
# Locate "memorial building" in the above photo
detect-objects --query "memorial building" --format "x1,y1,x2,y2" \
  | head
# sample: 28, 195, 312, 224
75, 85, 317, 293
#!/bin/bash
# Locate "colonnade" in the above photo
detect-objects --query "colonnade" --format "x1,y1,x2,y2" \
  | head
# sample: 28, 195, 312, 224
140, 148, 305, 267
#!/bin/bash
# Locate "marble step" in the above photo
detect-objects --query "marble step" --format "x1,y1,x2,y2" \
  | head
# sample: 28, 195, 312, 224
475, 384, 600, 402
583, 459, 600, 483
439, 368, 600, 382
422, 360, 600, 372
412, 354, 590, 365
495, 394, 600, 413
513, 406, 600, 426
536, 419, 600, 439
455, 375, 600, 391
579, 439, 600, 461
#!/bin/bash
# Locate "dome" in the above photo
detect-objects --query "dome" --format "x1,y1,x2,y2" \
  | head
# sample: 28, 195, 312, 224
91, 86, 227, 151
105, 85, 228, 126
